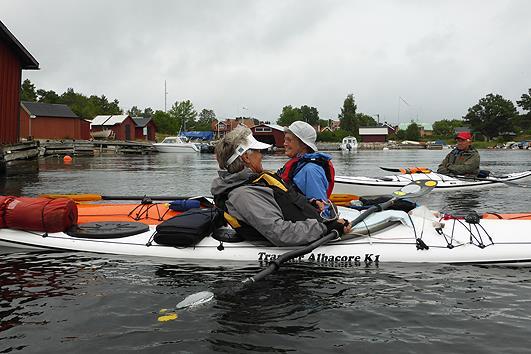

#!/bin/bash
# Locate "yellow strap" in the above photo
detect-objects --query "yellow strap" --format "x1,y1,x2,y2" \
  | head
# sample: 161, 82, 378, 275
252, 173, 288, 192
40, 193, 102, 201
224, 212, 241, 228
400, 167, 432, 174
330, 193, 359, 201
329, 193, 360, 206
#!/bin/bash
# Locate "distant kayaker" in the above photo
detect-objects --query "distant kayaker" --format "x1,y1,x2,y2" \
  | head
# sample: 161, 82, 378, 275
277, 121, 335, 214
211, 126, 350, 247
437, 132, 480, 176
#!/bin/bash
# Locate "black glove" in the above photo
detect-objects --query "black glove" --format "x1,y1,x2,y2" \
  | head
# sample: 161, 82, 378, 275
325, 220, 346, 236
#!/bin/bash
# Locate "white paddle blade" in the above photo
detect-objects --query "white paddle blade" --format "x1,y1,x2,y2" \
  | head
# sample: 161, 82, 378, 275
176, 291, 214, 309
393, 180, 437, 198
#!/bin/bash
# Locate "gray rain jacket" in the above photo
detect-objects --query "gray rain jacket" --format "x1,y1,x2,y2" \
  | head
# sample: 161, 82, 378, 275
211, 168, 327, 246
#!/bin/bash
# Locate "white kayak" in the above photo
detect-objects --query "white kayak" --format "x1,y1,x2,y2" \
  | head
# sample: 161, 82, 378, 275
334, 171, 531, 197
1, 206, 531, 266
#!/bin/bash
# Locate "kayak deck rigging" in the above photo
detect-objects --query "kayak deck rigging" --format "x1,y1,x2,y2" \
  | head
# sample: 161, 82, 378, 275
2, 204, 531, 266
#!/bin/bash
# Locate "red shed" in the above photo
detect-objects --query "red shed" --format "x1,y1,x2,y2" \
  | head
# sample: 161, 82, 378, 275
132, 117, 157, 141
0, 20, 39, 145
211, 118, 257, 138
20, 101, 90, 140
90, 115, 136, 141
251, 123, 285, 148
359, 127, 389, 143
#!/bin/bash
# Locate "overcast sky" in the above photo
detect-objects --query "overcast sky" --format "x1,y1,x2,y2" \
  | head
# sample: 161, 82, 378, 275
2, 0, 530, 123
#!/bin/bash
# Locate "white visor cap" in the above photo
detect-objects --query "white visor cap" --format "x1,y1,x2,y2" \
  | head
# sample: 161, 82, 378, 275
226, 134, 271, 167
287, 121, 318, 152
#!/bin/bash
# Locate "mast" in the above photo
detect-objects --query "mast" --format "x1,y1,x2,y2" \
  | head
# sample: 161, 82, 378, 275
164, 80, 168, 113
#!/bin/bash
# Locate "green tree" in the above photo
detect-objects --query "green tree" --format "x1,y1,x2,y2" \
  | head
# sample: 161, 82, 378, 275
300, 105, 319, 125
169, 100, 197, 132
21, 79, 37, 101
338, 94, 358, 135
37, 89, 60, 104
143, 107, 154, 118
277, 105, 303, 126
432, 119, 465, 137
127, 106, 154, 118
517, 88, 531, 112
395, 129, 406, 140
515, 88, 531, 132
152, 110, 175, 135
196, 109, 216, 131
128, 106, 143, 117
404, 122, 421, 141
356, 113, 377, 127
317, 128, 349, 142
464, 93, 518, 140
20, 82, 122, 118
318, 119, 329, 128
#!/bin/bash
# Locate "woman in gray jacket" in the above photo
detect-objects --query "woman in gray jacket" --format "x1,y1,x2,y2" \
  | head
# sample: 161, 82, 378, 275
211, 126, 350, 247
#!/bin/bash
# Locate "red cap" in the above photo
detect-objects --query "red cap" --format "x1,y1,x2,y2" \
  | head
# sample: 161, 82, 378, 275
455, 132, 472, 140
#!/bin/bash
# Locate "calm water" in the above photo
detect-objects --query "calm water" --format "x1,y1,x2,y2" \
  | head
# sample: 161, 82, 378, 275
1, 149, 531, 353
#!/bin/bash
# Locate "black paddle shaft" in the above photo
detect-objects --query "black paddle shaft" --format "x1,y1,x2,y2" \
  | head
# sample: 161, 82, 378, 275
243, 229, 340, 283
244, 198, 399, 283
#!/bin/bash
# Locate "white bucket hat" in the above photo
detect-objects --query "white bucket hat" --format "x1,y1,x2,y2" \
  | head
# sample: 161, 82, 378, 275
226, 134, 271, 166
286, 121, 318, 152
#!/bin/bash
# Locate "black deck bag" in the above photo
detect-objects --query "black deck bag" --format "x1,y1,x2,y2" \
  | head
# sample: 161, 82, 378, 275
154, 208, 222, 247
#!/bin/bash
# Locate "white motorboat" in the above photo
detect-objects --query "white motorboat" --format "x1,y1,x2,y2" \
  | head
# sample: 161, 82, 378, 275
153, 136, 200, 153
340, 136, 358, 151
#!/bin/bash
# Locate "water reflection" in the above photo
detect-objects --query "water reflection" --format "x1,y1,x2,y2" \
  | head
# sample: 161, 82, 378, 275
0, 160, 39, 195
440, 191, 482, 214
0, 252, 99, 333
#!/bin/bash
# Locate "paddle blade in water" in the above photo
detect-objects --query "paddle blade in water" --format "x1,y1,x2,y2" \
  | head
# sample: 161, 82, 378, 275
176, 291, 214, 309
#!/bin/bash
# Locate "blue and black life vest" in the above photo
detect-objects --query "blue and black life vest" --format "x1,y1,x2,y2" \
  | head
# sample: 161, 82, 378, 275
277, 156, 335, 197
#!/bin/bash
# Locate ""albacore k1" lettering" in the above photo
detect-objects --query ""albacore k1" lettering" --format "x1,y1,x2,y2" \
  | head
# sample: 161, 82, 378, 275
258, 252, 380, 265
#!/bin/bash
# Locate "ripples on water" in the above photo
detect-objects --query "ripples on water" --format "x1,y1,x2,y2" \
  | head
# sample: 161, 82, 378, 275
1, 149, 531, 352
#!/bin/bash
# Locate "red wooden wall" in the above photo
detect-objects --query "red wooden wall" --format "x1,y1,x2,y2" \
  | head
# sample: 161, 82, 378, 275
0, 40, 21, 145
134, 120, 157, 141
20, 108, 91, 140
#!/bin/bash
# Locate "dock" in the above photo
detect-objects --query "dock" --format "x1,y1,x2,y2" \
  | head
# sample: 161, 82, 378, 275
40, 139, 156, 156
1, 139, 156, 175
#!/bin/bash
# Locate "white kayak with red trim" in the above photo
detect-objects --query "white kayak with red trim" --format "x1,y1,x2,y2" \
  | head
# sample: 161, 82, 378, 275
334, 171, 531, 197
1, 205, 531, 266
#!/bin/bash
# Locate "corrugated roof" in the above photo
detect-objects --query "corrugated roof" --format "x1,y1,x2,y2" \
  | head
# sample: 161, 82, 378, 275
0, 20, 39, 70
91, 115, 112, 125
105, 115, 130, 125
132, 117, 152, 127
21, 101, 78, 118
90, 115, 130, 126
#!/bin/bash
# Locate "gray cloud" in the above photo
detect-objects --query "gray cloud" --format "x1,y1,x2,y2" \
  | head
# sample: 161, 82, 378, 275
2, 0, 530, 123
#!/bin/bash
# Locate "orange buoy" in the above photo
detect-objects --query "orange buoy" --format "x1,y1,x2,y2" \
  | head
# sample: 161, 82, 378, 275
63, 155, 73, 163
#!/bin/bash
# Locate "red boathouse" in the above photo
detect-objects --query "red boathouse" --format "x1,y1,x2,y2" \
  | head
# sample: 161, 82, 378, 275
0, 20, 39, 145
